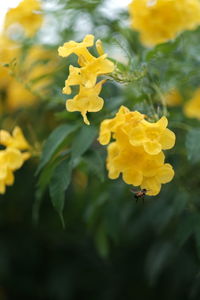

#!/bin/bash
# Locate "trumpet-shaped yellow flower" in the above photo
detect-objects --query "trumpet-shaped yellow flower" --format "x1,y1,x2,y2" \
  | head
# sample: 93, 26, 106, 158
4, 0, 43, 37
0, 44, 58, 112
0, 127, 30, 150
63, 54, 114, 94
184, 88, 200, 119
128, 0, 200, 47
66, 80, 105, 125
99, 105, 175, 155
58, 35, 114, 124
98, 106, 175, 196
58, 34, 94, 60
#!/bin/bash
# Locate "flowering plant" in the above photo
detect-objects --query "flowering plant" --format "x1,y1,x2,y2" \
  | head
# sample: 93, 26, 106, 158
1, 0, 200, 298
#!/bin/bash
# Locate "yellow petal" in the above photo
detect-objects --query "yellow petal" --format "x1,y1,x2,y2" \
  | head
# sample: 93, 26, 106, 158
96, 39, 104, 56
12, 127, 30, 150
66, 99, 77, 112
81, 111, 90, 125
5, 169, 14, 186
0, 165, 7, 180
160, 128, 176, 150
143, 140, 161, 155
4, 148, 24, 170
122, 168, 143, 186
22, 152, 31, 161
129, 125, 146, 146
0, 181, 6, 194
156, 163, 174, 184
0, 130, 12, 146
156, 116, 168, 129
141, 178, 161, 196
98, 120, 112, 145
108, 166, 120, 179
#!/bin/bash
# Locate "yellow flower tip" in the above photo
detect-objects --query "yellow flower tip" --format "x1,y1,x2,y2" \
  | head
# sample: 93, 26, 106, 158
96, 39, 104, 56
12, 126, 30, 150
0, 182, 6, 194
0, 130, 12, 146
22, 152, 31, 161
156, 116, 168, 128
83, 34, 95, 46
62, 85, 71, 95
82, 112, 90, 125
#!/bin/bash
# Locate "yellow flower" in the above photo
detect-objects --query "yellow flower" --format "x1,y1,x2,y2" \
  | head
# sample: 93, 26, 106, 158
66, 80, 105, 125
0, 126, 30, 150
4, 0, 43, 37
58, 34, 94, 59
164, 89, 182, 107
0, 44, 58, 111
184, 88, 200, 119
0, 147, 24, 194
58, 35, 114, 124
0, 127, 31, 194
141, 163, 175, 196
98, 106, 175, 196
0, 35, 20, 90
128, 0, 200, 47
99, 105, 175, 155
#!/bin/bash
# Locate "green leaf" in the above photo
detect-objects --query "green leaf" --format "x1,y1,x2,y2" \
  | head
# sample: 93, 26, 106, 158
95, 224, 109, 258
37, 123, 79, 174
49, 159, 73, 227
71, 125, 98, 161
83, 150, 105, 182
186, 128, 200, 163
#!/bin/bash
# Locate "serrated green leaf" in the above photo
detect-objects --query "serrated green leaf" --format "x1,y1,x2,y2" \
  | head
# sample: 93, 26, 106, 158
186, 128, 200, 163
37, 123, 79, 174
71, 125, 97, 161
49, 159, 72, 227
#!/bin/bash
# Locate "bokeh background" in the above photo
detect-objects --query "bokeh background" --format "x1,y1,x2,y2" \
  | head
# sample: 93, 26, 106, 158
1, 0, 200, 299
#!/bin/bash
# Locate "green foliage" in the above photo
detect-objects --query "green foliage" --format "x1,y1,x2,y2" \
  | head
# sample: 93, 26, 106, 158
37, 123, 79, 173
186, 128, 200, 163
49, 159, 72, 227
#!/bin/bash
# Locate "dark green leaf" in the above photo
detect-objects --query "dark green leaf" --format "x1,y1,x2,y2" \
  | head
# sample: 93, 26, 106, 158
37, 123, 79, 174
71, 125, 97, 161
186, 128, 200, 163
49, 159, 73, 227
83, 150, 105, 182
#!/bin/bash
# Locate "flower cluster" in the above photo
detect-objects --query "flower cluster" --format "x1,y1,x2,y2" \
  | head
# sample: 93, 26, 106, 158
184, 88, 200, 120
0, 127, 31, 194
4, 0, 43, 38
98, 106, 175, 196
128, 0, 200, 47
58, 34, 115, 125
